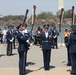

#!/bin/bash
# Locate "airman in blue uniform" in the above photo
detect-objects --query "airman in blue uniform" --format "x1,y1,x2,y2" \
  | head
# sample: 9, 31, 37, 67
11, 26, 16, 49
51, 26, 59, 49
6, 26, 13, 56
16, 24, 29, 75
22, 24, 30, 67
63, 29, 71, 66
69, 25, 76, 75
40, 24, 53, 70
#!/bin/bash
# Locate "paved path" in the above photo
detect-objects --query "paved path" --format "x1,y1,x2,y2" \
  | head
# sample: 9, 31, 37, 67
0, 68, 71, 75
0, 44, 71, 75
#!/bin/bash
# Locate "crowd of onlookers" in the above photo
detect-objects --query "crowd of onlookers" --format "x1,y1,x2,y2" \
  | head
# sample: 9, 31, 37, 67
0, 25, 59, 50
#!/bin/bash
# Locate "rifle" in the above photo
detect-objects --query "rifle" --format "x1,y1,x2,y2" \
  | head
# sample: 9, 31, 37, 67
72, 6, 75, 25
59, 8, 64, 47
59, 8, 64, 32
23, 9, 29, 25
30, 5, 36, 36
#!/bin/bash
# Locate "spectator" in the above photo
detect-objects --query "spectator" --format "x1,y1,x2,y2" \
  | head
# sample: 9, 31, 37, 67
2, 27, 7, 43
34, 26, 42, 45
63, 29, 69, 45
0, 28, 3, 44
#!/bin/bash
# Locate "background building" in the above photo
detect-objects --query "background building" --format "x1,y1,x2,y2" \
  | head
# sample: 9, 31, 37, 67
58, 0, 64, 10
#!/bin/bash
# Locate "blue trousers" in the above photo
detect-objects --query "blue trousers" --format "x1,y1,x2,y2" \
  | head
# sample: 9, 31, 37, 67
7, 41, 12, 55
70, 53, 76, 74
42, 49, 51, 69
67, 47, 71, 65
18, 51, 26, 74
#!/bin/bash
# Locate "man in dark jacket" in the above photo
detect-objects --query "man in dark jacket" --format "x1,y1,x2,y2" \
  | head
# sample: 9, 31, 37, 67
6, 26, 13, 56
16, 24, 29, 75
69, 25, 76, 75
51, 26, 59, 49
11, 26, 16, 49
40, 24, 53, 70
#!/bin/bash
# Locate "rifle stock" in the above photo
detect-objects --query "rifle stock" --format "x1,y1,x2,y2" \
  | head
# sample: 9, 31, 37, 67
72, 6, 75, 25
23, 9, 29, 25
59, 8, 64, 32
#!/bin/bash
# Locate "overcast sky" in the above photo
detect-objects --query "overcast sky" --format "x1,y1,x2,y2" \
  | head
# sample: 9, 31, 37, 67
0, 0, 76, 17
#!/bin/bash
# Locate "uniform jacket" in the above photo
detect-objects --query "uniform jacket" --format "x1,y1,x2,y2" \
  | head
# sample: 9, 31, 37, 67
17, 31, 29, 52
52, 29, 59, 39
6, 30, 12, 42
69, 33, 76, 53
40, 31, 52, 50
11, 30, 16, 37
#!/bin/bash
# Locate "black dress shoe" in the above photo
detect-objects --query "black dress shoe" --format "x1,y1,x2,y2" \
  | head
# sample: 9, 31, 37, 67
67, 63, 71, 66
70, 71, 76, 75
56, 47, 58, 49
44, 68, 50, 71
19, 74, 25, 75
70, 73, 76, 75
24, 72, 28, 74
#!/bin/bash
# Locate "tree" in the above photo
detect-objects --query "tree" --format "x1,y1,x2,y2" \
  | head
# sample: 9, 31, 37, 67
75, 15, 76, 23
63, 9, 72, 18
36, 12, 56, 20
56, 9, 72, 19
56, 10, 61, 18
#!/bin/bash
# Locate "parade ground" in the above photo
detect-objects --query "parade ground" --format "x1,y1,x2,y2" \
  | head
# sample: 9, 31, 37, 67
0, 44, 71, 75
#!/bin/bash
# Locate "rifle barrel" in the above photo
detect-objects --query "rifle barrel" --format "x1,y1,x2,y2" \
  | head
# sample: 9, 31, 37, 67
23, 9, 29, 25
31, 5, 36, 35
72, 6, 75, 25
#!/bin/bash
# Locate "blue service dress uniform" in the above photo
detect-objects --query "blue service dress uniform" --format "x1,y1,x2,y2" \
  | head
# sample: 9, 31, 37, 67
12, 29, 16, 49
69, 32, 76, 74
40, 31, 52, 70
52, 29, 59, 49
64, 35, 71, 66
6, 30, 13, 55
22, 30, 30, 67
17, 31, 29, 75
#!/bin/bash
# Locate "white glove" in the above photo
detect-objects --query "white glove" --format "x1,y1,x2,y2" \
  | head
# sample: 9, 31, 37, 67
12, 38, 14, 41
10, 40, 13, 42
26, 40, 29, 43
65, 34, 67, 37
53, 35, 57, 38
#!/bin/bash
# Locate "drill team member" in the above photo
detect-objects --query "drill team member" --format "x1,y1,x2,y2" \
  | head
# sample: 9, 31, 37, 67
22, 23, 30, 67
40, 24, 52, 70
16, 24, 29, 75
6, 26, 13, 56
69, 25, 76, 75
